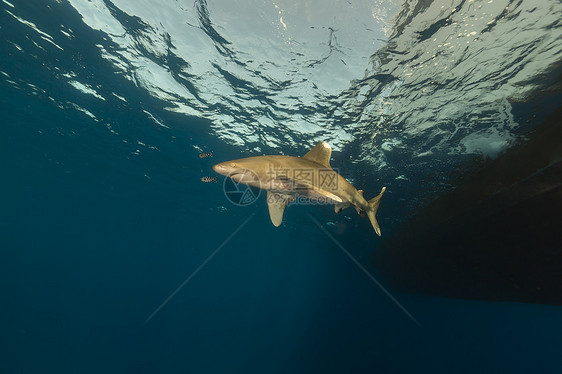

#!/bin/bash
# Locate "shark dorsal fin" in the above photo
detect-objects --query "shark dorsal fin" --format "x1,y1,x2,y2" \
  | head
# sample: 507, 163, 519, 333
302, 141, 332, 168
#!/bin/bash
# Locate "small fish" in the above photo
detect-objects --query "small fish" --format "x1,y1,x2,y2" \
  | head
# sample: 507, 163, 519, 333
198, 151, 213, 158
201, 176, 218, 183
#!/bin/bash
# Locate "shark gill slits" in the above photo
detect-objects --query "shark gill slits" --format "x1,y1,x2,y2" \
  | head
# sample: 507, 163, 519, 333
198, 151, 213, 158
201, 176, 218, 183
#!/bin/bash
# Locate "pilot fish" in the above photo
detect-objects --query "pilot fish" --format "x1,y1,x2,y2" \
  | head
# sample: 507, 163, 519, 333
201, 176, 218, 183
198, 151, 213, 158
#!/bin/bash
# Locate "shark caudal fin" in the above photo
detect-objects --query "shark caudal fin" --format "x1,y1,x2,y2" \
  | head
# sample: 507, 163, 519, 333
366, 187, 386, 236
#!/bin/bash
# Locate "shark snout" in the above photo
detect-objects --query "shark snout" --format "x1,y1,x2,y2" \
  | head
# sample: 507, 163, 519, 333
212, 162, 236, 176
212, 161, 260, 185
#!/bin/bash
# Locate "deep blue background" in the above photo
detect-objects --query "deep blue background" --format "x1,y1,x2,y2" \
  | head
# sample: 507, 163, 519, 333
3, 73, 562, 374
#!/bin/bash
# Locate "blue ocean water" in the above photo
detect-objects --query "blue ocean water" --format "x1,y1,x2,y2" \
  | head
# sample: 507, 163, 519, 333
1, 0, 562, 373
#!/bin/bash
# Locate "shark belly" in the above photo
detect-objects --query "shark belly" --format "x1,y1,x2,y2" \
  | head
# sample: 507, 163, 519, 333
265, 175, 344, 204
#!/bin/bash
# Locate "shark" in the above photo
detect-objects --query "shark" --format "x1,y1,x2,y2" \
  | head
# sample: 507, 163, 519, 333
212, 142, 386, 236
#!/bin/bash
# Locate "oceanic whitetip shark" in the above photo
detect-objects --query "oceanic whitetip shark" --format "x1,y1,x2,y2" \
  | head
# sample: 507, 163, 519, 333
212, 142, 386, 236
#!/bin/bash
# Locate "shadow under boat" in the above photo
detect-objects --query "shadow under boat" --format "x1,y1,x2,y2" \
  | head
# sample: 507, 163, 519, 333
372, 105, 562, 305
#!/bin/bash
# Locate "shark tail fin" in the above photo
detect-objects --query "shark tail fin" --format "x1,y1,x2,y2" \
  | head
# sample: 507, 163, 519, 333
366, 187, 386, 236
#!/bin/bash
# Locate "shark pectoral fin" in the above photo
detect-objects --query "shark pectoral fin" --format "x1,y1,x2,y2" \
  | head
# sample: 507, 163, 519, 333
267, 192, 293, 227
